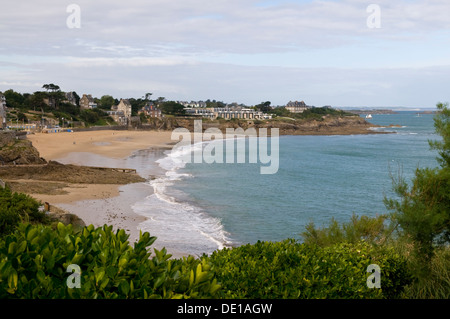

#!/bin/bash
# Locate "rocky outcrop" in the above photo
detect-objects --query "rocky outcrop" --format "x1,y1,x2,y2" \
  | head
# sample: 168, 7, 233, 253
265, 115, 383, 135
0, 131, 47, 165
0, 160, 145, 184
138, 115, 384, 136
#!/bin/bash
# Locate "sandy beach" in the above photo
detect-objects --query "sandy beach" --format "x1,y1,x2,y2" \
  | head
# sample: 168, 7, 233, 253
26, 129, 190, 257
27, 130, 174, 160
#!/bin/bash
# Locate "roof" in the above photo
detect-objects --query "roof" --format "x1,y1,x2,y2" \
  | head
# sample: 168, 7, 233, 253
120, 99, 132, 106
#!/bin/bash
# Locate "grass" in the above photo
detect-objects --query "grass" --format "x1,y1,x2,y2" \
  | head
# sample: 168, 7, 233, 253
402, 246, 450, 298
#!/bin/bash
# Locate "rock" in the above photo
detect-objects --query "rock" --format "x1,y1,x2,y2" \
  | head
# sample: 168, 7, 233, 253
0, 132, 47, 165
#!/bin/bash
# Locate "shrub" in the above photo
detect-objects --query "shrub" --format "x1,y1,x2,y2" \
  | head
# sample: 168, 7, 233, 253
204, 239, 411, 299
0, 223, 220, 299
384, 103, 450, 277
301, 214, 394, 247
0, 187, 47, 236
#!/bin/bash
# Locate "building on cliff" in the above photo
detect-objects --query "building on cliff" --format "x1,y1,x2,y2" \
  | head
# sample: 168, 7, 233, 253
107, 99, 133, 125
138, 102, 162, 118
285, 101, 310, 113
80, 94, 97, 110
64, 92, 78, 106
185, 107, 272, 120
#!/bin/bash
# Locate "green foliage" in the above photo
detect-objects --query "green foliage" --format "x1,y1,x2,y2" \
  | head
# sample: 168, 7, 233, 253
254, 101, 272, 113
301, 214, 394, 247
0, 223, 220, 299
3, 89, 26, 110
205, 99, 226, 108
204, 240, 410, 299
402, 247, 450, 299
271, 106, 353, 119
159, 101, 186, 116
429, 102, 450, 168
79, 108, 112, 126
271, 107, 291, 117
0, 187, 47, 236
98, 95, 115, 110
294, 107, 354, 120
17, 112, 28, 122
384, 103, 450, 277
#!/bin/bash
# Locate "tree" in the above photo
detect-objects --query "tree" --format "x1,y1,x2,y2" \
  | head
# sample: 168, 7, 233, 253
41, 84, 63, 109
72, 91, 81, 106
144, 92, 153, 101
255, 101, 272, 113
17, 112, 28, 123
384, 102, 450, 276
159, 101, 185, 115
271, 107, 291, 117
42, 83, 60, 92
98, 95, 115, 110
430, 103, 450, 168
3, 89, 25, 109
155, 97, 166, 106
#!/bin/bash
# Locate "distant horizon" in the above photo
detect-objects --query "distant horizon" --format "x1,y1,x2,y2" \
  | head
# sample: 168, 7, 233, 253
0, 86, 440, 111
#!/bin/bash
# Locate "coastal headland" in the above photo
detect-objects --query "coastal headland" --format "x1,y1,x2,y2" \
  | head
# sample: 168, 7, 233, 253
141, 115, 387, 136
0, 115, 386, 257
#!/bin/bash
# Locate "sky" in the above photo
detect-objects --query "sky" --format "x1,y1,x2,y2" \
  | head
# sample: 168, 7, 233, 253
1, 0, 450, 108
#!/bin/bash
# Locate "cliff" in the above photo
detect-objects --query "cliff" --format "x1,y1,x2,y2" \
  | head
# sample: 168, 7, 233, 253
0, 131, 47, 165
138, 115, 385, 136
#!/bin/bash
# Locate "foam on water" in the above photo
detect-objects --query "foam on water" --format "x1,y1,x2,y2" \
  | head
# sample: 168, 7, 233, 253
131, 141, 233, 256
130, 112, 438, 252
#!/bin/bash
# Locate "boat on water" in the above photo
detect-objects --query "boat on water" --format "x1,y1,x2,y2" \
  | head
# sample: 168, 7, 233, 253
365, 114, 372, 119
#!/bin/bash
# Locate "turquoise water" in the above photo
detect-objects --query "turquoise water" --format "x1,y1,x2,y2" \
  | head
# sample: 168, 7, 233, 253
134, 111, 439, 256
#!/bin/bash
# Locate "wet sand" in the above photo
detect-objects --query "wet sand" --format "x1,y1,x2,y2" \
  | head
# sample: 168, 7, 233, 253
27, 129, 189, 258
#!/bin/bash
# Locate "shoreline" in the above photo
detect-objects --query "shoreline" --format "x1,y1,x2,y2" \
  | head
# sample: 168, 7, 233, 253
23, 125, 392, 259
26, 130, 192, 257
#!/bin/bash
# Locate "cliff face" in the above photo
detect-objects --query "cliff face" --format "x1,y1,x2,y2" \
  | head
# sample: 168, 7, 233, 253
140, 115, 382, 136
0, 131, 47, 165
262, 115, 381, 135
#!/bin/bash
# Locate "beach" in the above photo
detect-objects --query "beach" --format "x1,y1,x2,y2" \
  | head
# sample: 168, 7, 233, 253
20, 119, 387, 259
26, 130, 191, 257
27, 130, 174, 160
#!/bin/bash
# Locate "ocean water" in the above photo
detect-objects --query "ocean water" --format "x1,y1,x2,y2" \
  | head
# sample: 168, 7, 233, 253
132, 111, 440, 256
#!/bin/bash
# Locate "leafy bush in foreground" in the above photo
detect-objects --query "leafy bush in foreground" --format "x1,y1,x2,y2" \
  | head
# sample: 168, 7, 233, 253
0, 187, 47, 237
0, 223, 220, 299
0, 222, 412, 299
204, 239, 411, 299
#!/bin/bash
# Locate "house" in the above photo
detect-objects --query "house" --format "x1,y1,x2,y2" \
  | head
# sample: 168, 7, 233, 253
107, 99, 132, 125
177, 100, 207, 108
0, 93, 6, 129
80, 94, 97, 110
285, 101, 309, 113
138, 103, 162, 118
64, 92, 78, 106
112, 99, 132, 117
184, 106, 272, 120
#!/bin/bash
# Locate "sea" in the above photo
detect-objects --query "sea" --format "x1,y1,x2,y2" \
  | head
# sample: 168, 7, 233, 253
131, 111, 440, 257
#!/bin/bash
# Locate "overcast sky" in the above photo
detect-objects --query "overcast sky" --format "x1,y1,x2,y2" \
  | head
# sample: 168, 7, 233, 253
1, 0, 450, 108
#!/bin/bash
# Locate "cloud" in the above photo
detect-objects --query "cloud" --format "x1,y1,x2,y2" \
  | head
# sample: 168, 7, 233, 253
2, 0, 450, 56
65, 56, 197, 68
1, 1, 450, 107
